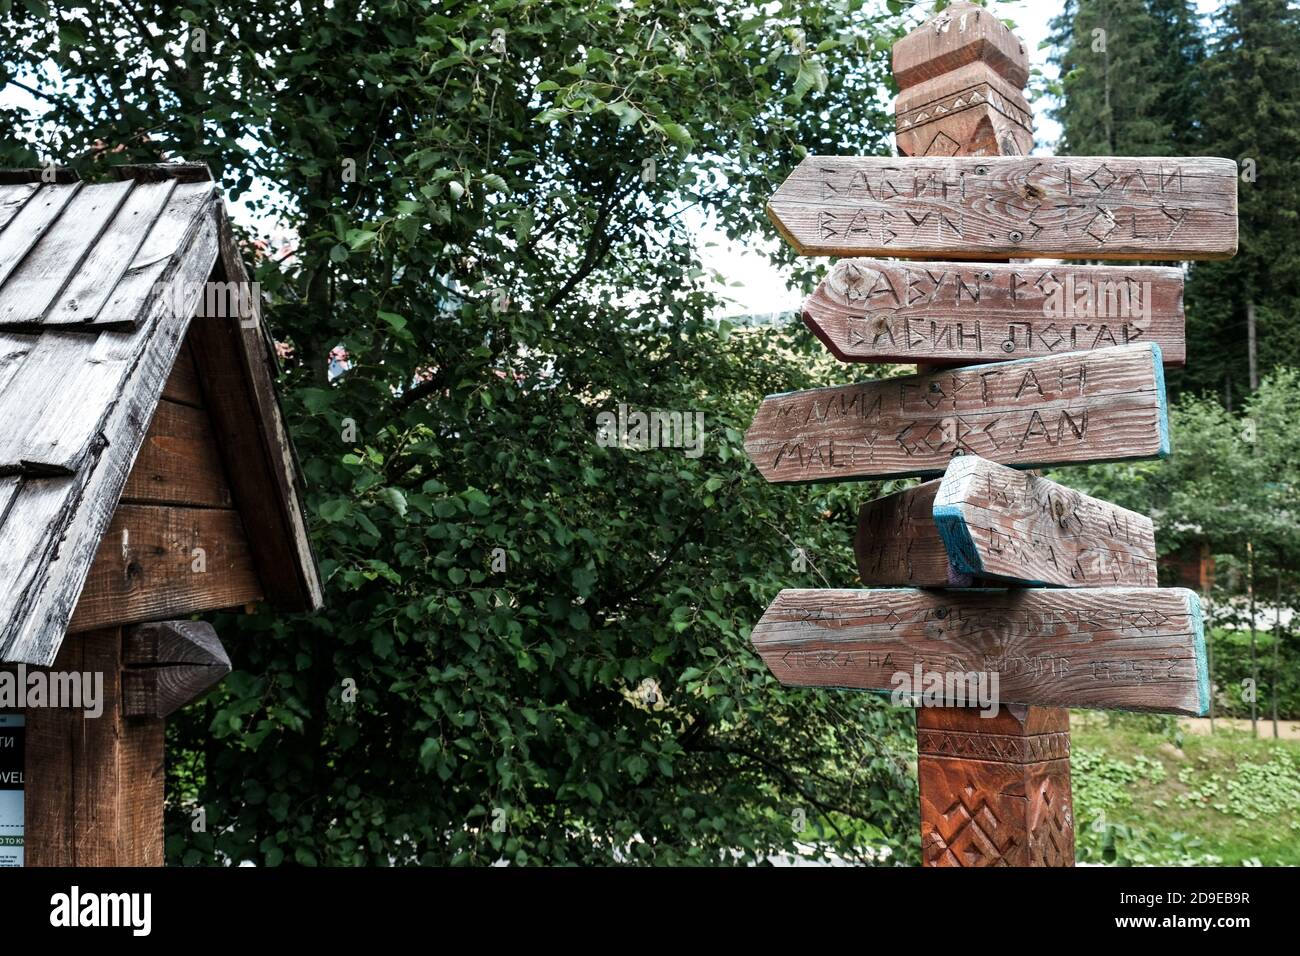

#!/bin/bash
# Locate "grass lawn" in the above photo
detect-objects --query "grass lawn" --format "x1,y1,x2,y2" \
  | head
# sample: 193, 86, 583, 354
1070, 712, 1300, 866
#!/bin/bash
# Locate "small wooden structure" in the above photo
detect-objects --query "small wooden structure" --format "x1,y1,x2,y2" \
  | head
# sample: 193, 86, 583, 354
748, 3, 1236, 865
0, 163, 322, 866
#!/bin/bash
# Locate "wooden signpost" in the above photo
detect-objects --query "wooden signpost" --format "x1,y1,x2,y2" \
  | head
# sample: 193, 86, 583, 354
751, 587, 1208, 715
744, 2, 1236, 866
802, 259, 1187, 365
744, 342, 1169, 483
767, 156, 1238, 260
857, 454, 1157, 589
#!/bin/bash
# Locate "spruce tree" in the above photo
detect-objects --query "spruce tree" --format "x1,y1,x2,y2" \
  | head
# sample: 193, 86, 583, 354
1180, 0, 1300, 400
1147, 0, 1208, 154
1048, 0, 1171, 155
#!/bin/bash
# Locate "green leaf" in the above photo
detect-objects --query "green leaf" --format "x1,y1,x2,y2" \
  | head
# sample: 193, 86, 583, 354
381, 487, 408, 516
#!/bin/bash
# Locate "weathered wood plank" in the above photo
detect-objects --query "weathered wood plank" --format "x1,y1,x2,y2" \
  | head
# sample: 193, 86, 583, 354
67, 503, 263, 634
122, 399, 234, 508
934, 454, 1156, 587
767, 156, 1238, 260
0, 330, 145, 475
856, 455, 1158, 588
161, 338, 203, 407
0, 182, 80, 291
750, 587, 1209, 715
0, 206, 220, 665
803, 259, 1185, 365
96, 181, 215, 327
123, 621, 231, 718
0, 184, 38, 234
42, 180, 177, 327
855, 479, 970, 587
744, 342, 1169, 483
187, 212, 324, 612
0, 180, 134, 325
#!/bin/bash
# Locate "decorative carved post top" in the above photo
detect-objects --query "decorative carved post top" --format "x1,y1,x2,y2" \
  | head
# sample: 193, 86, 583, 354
892, 2, 1033, 157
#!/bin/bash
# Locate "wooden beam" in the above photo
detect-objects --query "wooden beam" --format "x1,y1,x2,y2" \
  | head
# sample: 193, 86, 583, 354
802, 259, 1186, 365
744, 342, 1169, 484
68, 503, 263, 634
855, 478, 970, 587
750, 587, 1209, 715
187, 213, 323, 612
23, 628, 164, 866
123, 621, 231, 719
766, 156, 1238, 260
934, 454, 1156, 587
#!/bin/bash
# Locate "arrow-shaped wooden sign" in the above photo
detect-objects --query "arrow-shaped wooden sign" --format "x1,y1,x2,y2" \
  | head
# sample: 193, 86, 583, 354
856, 455, 1157, 588
767, 156, 1237, 260
751, 587, 1208, 715
803, 259, 1186, 365
744, 342, 1168, 483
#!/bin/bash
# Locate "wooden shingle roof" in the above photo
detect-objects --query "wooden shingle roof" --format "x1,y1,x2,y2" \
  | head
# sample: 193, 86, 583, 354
0, 167, 322, 665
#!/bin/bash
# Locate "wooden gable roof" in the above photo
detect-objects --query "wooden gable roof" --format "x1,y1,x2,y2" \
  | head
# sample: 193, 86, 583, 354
0, 165, 322, 665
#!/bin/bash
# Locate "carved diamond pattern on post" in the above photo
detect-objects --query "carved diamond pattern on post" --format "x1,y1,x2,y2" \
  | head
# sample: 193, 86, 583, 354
926, 779, 1021, 867
924, 131, 962, 156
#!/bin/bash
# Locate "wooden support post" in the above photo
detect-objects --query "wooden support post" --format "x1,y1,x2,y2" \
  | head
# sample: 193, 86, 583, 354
893, 4, 1075, 866
918, 705, 1073, 866
23, 628, 165, 866
21, 621, 228, 865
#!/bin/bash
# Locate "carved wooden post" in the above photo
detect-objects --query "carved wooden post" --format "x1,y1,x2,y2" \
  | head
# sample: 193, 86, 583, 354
896, 2, 1073, 868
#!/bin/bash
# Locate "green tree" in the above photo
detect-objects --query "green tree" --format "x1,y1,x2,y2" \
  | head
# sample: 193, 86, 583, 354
2, 0, 924, 864
1146, 0, 1207, 154
1177, 0, 1300, 403
1048, 0, 1172, 155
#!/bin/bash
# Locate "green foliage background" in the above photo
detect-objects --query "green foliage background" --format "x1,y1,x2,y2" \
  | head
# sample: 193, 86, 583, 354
2, 0, 1297, 865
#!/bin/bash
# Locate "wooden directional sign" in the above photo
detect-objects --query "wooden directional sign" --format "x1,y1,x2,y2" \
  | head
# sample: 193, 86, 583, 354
766, 156, 1238, 260
855, 455, 1157, 588
751, 587, 1209, 715
934, 455, 1157, 588
744, 342, 1169, 483
802, 259, 1186, 366
855, 478, 970, 588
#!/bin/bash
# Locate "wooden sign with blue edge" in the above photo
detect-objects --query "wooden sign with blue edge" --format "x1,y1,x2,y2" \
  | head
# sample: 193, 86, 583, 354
854, 455, 1157, 589
932, 455, 1158, 588
744, 341, 1170, 484
750, 587, 1210, 715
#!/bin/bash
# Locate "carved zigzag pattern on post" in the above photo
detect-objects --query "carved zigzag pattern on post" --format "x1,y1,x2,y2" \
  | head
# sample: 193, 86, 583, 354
896, 83, 1033, 132
917, 729, 1071, 763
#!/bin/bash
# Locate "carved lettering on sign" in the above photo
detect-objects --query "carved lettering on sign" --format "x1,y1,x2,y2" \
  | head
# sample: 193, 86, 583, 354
931, 454, 1158, 588
767, 156, 1238, 260
750, 587, 1209, 714
804, 259, 1185, 365
745, 343, 1168, 483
